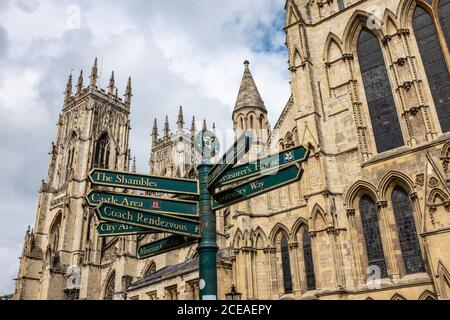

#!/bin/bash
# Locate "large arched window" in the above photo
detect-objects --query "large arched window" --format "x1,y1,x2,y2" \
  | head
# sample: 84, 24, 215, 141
359, 195, 388, 278
65, 147, 74, 181
93, 133, 110, 169
392, 186, 426, 274
357, 28, 404, 153
104, 272, 116, 300
302, 231, 316, 290
281, 236, 293, 294
412, 1, 450, 133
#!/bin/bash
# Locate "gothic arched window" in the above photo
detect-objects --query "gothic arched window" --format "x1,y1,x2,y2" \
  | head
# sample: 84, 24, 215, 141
302, 231, 316, 290
359, 195, 388, 278
412, 1, 450, 133
392, 186, 426, 274
281, 236, 293, 294
93, 133, 110, 169
66, 147, 74, 182
357, 28, 404, 153
104, 272, 116, 300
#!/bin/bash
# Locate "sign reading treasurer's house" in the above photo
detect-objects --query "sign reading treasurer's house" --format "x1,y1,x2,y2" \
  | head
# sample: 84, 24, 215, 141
95, 203, 201, 238
86, 190, 198, 217
89, 169, 199, 195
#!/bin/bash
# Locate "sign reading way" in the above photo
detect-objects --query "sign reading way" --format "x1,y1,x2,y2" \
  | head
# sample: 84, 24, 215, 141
96, 203, 201, 238
207, 132, 252, 190
89, 169, 199, 195
213, 145, 308, 189
86, 190, 198, 217
212, 164, 303, 210
138, 235, 197, 259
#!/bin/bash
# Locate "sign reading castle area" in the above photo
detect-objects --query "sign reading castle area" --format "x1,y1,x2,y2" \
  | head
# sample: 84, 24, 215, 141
95, 203, 201, 238
89, 169, 199, 195
86, 190, 198, 217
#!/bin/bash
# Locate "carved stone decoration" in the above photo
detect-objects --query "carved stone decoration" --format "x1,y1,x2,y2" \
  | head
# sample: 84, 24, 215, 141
429, 177, 439, 188
416, 174, 425, 186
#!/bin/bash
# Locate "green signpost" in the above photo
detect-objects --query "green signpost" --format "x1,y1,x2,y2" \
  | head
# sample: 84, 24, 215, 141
138, 235, 198, 259
88, 169, 199, 195
96, 222, 153, 237
207, 132, 252, 190
86, 190, 198, 217
95, 203, 201, 238
212, 164, 303, 210
212, 145, 308, 189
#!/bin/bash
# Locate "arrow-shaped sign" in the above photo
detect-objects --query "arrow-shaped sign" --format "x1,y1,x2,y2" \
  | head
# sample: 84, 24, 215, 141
89, 168, 199, 195
213, 145, 308, 189
138, 235, 198, 259
95, 203, 201, 238
212, 164, 303, 210
86, 190, 198, 217
97, 222, 155, 237
207, 132, 252, 190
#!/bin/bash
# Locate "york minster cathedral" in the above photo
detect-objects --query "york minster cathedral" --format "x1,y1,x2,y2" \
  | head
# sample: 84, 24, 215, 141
14, 0, 450, 300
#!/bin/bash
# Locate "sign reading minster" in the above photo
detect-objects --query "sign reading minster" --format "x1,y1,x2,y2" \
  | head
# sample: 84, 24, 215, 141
138, 235, 197, 259
95, 203, 201, 238
89, 168, 199, 195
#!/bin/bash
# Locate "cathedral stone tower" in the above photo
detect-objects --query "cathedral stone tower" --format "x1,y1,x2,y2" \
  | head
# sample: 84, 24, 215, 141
13, 58, 133, 300
233, 61, 271, 159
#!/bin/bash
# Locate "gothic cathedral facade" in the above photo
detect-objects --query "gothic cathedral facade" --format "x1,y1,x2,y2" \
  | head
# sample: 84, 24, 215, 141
15, 0, 450, 300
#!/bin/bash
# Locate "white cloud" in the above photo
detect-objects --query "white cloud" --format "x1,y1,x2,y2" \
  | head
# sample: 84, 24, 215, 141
0, 0, 290, 295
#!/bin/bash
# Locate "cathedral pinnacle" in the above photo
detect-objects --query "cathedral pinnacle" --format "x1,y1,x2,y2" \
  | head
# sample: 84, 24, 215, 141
164, 115, 170, 137
191, 116, 196, 134
125, 77, 132, 106
152, 118, 158, 138
234, 60, 266, 113
89, 57, 98, 88
177, 106, 185, 130
108, 71, 115, 96
76, 70, 83, 95
202, 119, 207, 131
132, 157, 137, 173
64, 73, 73, 102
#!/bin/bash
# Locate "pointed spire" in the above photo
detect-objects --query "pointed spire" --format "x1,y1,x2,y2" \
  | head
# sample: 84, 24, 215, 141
164, 115, 170, 137
191, 116, 196, 134
89, 57, 98, 88
152, 118, 158, 141
177, 106, 185, 130
64, 73, 73, 102
76, 70, 83, 95
125, 77, 132, 106
234, 60, 266, 113
132, 157, 137, 173
108, 71, 115, 96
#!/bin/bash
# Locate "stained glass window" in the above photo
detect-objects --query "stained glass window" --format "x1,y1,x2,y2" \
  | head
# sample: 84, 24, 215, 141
302, 231, 316, 290
413, 3, 450, 133
359, 195, 388, 278
357, 28, 404, 153
281, 236, 293, 294
392, 187, 426, 274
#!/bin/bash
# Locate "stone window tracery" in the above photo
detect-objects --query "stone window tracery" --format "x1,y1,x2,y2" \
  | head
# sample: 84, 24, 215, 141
302, 231, 316, 290
281, 236, 293, 294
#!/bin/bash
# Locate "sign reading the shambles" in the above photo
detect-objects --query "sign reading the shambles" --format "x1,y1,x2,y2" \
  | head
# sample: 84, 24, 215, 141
96, 222, 153, 237
96, 203, 201, 238
214, 145, 308, 188
138, 235, 197, 259
212, 164, 303, 210
86, 191, 198, 217
89, 168, 199, 195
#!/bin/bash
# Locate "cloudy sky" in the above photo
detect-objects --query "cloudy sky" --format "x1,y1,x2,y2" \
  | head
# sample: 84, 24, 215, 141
0, 0, 290, 295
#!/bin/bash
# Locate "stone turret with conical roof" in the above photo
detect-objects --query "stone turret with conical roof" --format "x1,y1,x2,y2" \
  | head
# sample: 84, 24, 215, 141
232, 60, 270, 157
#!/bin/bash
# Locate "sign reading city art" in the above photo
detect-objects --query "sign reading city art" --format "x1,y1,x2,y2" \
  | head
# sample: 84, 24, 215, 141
89, 168, 199, 195
212, 164, 303, 210
86, 190, 198, 217
207, 132, 252, 190
96, 222, 154, 237
138, 235, 198, 259
96, 203, 201, 238
213, 145, 309, 189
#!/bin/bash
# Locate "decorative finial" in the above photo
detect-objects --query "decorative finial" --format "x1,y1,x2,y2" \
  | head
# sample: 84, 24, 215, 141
164, 115, 170, 137
64, 73, 73, 102
89, 57, 98, 88
125, 77, 132, 105
244, 60, 250, 67
76, 70, 83, 95
177, 106, 185, 130
108, 71, 115, 96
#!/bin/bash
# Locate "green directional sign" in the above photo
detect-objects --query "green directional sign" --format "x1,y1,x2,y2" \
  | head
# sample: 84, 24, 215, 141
212, 164, 303, 210
86, 190, 198, 217
89, 168, 199, 195
97, 222, 154, 237
96, 203, 201, 238
208, 132, 252, 190
213, 145, 308, 189
138, 235, 198, 259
